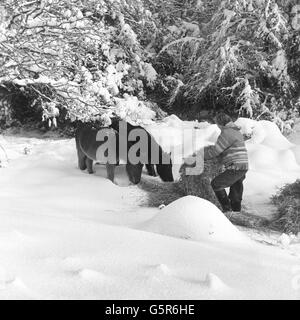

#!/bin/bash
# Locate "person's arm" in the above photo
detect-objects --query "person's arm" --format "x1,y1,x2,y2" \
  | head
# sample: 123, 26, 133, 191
204, 132, 232, 160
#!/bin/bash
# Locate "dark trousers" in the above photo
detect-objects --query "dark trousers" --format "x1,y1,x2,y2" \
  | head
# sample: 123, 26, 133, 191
211, 169, 247, 211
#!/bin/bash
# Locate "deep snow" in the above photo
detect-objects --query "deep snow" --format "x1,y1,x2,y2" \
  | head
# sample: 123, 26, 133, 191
1, 118, 300, 299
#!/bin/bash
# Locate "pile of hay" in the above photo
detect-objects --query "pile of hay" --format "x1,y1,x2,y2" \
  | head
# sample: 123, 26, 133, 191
270, 180, 300, 234
138, 157, 223, 210
179, 157, 223, 211
138, 179, 185, 207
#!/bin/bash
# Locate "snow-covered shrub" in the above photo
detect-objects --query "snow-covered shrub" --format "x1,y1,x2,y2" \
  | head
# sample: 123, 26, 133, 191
270, 180, 300, 234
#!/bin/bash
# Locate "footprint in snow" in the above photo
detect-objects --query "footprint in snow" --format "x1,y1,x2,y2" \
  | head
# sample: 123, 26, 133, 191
146, 264, 175, 280
0, 269, 38, 299
203, 273, 232, 292
79, 269, 110, 283
145, 265, 232, 295
0, 266, 15, 288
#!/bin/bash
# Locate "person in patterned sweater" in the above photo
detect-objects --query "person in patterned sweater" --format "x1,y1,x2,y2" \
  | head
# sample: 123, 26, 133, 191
204, 112, 249, 212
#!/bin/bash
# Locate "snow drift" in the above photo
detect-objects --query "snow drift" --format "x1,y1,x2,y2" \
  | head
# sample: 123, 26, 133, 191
1, 117, 300, 299
141, 196, 249, 245
236, 117, 299, 171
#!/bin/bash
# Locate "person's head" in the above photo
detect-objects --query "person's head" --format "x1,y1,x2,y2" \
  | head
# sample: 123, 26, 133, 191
214, 112, 232, 127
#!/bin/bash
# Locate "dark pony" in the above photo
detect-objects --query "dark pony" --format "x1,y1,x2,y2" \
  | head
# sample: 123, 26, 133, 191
75, 120, 174, 184
110, 119, 174, 182
75, 123, 143, 184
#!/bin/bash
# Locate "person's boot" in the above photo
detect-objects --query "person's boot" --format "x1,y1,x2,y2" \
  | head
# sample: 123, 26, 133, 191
231, 201, 241, 212
215, 190, 231, 212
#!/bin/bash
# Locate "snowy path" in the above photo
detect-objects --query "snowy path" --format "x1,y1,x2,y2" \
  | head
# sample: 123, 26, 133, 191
0, 133, 300, 299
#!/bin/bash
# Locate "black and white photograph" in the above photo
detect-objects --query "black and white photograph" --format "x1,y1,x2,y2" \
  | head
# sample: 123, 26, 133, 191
0, 0, 300, 301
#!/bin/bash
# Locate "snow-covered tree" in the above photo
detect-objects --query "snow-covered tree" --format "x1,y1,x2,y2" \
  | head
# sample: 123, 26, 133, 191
0, 0, 299, 129
0, 0, 160, 126
151, 0, 300, 129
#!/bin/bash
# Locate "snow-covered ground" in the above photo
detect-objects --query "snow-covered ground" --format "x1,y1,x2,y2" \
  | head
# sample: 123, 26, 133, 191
1, 119, 300, 300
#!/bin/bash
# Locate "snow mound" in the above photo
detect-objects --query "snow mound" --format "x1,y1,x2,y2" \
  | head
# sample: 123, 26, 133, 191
141, 196, 249, 245
235, 118, 294, 150
234, 118, 300, 171
246, 143, 299, 171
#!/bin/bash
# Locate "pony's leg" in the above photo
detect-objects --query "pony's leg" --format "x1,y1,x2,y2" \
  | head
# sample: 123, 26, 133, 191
77, 149, 87, 170
86, 158, 94, 174
75, 130, 87, 170
106, 163, 116, 182
145, 164, 157, 176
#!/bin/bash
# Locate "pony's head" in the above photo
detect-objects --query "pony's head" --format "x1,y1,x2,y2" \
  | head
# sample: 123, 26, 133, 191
125, 163, 144, 185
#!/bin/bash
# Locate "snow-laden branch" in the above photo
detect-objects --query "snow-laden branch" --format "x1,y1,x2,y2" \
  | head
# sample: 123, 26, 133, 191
157, 36, 204, 56
0, 0, 164, 125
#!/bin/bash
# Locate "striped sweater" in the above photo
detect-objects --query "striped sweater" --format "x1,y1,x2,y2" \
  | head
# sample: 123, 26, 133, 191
204, 122, 249, 170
